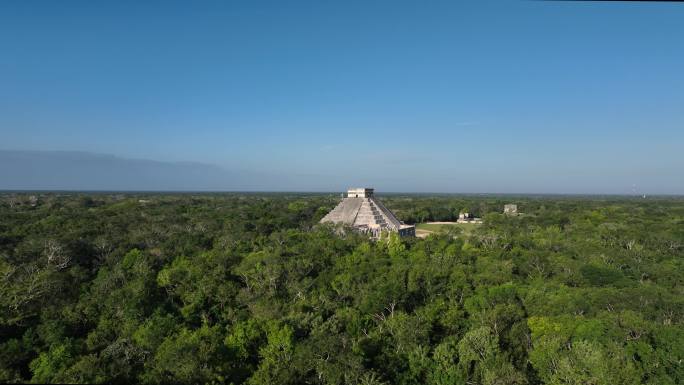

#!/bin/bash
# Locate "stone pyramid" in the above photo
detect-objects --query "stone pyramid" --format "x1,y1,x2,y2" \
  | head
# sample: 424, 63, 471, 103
321, 188, 415, 237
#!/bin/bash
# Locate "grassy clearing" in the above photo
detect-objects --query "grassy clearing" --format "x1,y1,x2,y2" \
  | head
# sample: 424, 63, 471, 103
415, 222, 481, 236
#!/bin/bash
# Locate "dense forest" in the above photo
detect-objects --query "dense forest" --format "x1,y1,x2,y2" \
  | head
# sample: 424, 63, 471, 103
1, 192, 682, 384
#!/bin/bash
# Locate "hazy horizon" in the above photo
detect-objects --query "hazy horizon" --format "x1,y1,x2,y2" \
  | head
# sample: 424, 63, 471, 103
2, 1, 683, 194
1, 149, 681, 195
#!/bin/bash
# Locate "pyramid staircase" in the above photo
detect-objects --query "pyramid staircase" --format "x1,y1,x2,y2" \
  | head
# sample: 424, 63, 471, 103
354, 198, 389, 229
320, 188, 415, 238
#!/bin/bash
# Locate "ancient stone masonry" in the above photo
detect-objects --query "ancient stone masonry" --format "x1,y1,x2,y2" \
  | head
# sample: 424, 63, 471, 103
504, 204, 518, 215
320, 188, 415, 238
457, 212, 483, 224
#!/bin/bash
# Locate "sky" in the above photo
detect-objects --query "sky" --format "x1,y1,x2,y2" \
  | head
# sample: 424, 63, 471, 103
1, 0, 683, 194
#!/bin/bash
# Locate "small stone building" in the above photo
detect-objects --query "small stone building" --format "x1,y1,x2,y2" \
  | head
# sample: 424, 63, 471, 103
457, 212, 483, 224
320, 188, 415, 238
503, 204, 518, 215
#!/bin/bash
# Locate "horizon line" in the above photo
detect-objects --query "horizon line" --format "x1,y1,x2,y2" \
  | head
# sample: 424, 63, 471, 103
1, 189, 681, 198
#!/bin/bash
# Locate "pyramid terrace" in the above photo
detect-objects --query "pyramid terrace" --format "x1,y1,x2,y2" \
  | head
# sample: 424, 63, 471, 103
320, 188, 415, 238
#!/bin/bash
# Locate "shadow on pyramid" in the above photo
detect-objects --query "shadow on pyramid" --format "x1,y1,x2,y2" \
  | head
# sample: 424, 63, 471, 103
320, 187, 415, 238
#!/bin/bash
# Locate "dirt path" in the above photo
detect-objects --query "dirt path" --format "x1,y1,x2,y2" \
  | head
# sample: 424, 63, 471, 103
415, 229, 434, 238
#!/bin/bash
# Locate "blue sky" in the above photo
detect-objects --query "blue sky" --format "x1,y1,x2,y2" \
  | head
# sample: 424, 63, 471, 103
1, 0, 683, 193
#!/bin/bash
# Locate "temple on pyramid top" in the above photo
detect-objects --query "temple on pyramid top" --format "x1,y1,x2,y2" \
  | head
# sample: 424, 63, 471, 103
320, 187, 416, 238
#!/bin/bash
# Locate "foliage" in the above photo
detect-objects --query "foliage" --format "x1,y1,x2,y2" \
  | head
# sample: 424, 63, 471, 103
0, 192, 682, 384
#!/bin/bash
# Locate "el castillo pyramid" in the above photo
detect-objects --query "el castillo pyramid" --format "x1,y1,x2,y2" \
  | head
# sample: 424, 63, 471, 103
320, 188, 415, 237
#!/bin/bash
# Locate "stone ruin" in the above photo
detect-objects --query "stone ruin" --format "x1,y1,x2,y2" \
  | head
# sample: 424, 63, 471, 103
504, 204, 518, 215
457, 212, 483, 224
320, 188, 415, 238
